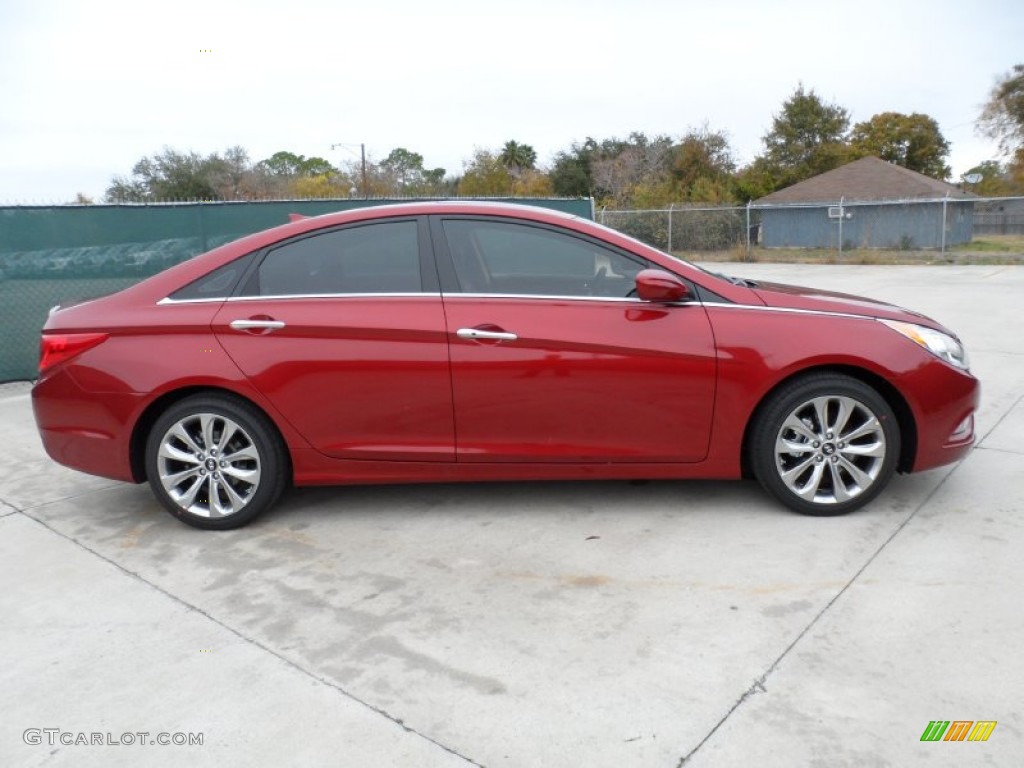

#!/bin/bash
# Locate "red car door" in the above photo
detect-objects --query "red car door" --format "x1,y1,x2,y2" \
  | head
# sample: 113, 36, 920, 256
213, 218, 455, 461
434, 217, 717, 463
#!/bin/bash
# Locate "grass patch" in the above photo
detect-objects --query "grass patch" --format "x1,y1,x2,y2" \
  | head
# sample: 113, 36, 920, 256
951, 235, 1024, 253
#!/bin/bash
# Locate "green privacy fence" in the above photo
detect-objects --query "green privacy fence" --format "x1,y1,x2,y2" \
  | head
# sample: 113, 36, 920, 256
0, 198, 593, 382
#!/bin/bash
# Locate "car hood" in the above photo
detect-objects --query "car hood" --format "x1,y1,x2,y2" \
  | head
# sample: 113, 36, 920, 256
748, 279, 945, 329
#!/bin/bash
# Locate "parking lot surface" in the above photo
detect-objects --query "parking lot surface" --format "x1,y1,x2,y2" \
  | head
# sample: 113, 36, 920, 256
2, 264, 1022, 767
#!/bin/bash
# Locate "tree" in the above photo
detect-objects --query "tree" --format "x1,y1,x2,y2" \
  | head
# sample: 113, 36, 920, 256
499, 141, 538, 176
421, 167, 449, 192
510, 169, 553, 197
758, 84, 851, 190
963, 160, 1024, 196
550, 139, 600, 197
671, 125, 737, 201
457, 149, 514, 196
257, 151, 334, 178
552, 131, 736, 205
589, 132, 674, 205
849, 112, 951, 179
290, 175, 348, 198
378, 147, 446, 194
978, 64, 1024, 157
978, 64, 1024, 186
106, 148, 227, 201
379, 147, 425, 190
208, 146, 254, 199
733, 157, 778, 202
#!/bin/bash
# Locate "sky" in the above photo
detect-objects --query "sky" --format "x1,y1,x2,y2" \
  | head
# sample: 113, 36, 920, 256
1, 0, 1022, 203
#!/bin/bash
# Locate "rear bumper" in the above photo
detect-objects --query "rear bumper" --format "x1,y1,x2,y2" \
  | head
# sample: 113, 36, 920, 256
31, 368, 142, 483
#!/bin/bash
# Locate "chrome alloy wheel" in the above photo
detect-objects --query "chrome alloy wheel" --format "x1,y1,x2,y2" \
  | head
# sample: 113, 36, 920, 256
156, 413, 262, 518
774, 395, 887, 505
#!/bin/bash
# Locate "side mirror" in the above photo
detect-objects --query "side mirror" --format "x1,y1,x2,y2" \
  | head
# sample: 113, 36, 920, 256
635, 269, 690, 303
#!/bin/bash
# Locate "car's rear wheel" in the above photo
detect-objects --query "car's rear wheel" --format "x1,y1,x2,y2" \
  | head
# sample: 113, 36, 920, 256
750, 373, 900, 516
145, 394, 287, 529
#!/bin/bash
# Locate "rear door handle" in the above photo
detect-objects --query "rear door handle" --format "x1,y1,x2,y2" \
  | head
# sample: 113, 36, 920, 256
229, 319, 286, 331
456, 328, 518, 342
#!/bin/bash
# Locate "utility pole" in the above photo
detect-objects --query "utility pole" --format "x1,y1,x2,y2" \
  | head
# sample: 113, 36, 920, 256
360, 143, 367, 198
331, 142, 368, 198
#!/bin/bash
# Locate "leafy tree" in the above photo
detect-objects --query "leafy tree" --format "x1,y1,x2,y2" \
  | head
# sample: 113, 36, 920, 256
499, 141, 538, 176
379, 147, 426, 190
421, 167, 449, 192
552, 130, 738, 205
758, 84, 851, 190
978, 64, 1024, 187
978, 64, 1024, 157
106, 147, 349, 202
208, 146, 254, 199
963, 160, 1024, 196
106, 148, 227, 201
457, 149, 514, 196
550, 138, 600, 197
589, 132, 674, 205
377, 147, 446, 194
256, 150, 336, 199
290, 175, 348, 198
258, 151, 334, 178
511, 169, 553, 197
849, 112, 951, 179
671, 125, 737, 201
733, 157, 778, 202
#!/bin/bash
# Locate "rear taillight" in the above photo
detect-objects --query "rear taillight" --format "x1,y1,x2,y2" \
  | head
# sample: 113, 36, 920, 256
39, 333, 109, 374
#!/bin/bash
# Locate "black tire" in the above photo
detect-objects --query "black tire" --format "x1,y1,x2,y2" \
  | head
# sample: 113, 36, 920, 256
144, 394, 288, 530
750, 373, 900, 516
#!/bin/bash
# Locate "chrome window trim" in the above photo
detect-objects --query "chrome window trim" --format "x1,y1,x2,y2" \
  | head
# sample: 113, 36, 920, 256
440, 293, 684, 305
700, 301, 872, 321
157, 297, 224, 305
160, 292, 694, 305
228, 292, 440, 302
158, 292, 441, 305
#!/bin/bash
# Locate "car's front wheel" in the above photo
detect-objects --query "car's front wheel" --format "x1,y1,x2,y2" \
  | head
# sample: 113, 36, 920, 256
750, 373, 901, 516
145, 394, 287, 529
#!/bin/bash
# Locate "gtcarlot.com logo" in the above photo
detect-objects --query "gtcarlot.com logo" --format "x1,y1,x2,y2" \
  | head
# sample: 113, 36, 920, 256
920, 720, 997, 742
23, 729, 203, 747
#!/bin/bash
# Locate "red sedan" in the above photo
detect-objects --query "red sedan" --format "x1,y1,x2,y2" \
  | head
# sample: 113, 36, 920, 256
31, 202, 978, 529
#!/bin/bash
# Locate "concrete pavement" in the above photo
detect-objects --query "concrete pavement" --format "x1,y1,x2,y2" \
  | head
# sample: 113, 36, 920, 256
1, 265, 1021, 767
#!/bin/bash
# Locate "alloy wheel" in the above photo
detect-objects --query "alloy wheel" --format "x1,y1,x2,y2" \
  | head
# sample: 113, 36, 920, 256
156, 412, 262, 518
774, 395, 887, 505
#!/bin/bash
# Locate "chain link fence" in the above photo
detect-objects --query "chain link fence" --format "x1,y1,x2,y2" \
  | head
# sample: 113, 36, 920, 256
600, 196, 1024, 258
600, 205, 754, 254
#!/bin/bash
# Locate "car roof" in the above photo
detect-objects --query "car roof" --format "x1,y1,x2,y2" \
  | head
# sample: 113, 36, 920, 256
303, 199, 585, 223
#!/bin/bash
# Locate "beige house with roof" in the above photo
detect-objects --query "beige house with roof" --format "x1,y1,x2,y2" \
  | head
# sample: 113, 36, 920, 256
755, 156, 974, 249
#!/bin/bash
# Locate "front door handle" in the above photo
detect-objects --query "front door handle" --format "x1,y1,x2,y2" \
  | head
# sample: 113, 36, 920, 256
456, 328, 518, 342
229, 319, 286, 332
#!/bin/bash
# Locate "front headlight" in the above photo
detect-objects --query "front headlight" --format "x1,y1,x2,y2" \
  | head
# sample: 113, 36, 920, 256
879, 320, 969, 371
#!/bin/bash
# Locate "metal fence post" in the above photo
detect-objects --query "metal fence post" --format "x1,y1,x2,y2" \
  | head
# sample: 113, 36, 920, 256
745, 201, 751, 259
667, 203, 673, 254
837, 196, 844, 261
941, 194, 948, 257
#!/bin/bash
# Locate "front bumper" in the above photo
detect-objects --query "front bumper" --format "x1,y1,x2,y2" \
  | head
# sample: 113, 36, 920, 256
904, 360, 980, 473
